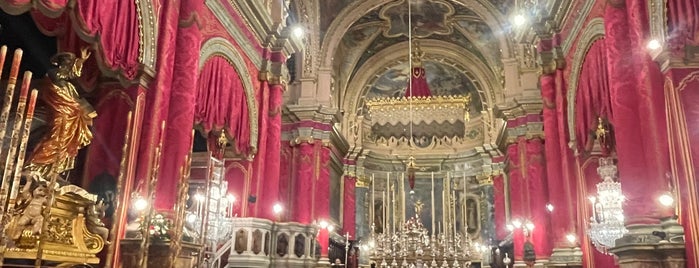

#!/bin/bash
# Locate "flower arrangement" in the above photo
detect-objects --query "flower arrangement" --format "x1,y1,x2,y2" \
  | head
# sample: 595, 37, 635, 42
145, 213, 172, 241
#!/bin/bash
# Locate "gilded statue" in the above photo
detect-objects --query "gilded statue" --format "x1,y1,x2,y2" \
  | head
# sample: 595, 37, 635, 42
25, 48, 96, 179
6, 179, 48, 241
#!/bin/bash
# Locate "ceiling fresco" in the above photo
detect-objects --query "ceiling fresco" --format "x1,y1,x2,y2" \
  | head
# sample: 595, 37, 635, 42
379, 0, 455, 38
335, 0, 502, 100
366, 60, 483, 115
319, 0, 356, 37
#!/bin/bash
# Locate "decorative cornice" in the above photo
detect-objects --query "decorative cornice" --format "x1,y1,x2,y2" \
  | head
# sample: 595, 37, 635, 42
495, 98, 544, 147
206, 0, 263, 69
135, 0, 157, 70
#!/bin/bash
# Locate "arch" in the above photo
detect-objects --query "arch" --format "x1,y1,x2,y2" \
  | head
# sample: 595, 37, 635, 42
136, 0, 157, 70
199, 37, 260, 152
566, 18, 605, 144
342, 39, 500, 118
319, 0, 513, 72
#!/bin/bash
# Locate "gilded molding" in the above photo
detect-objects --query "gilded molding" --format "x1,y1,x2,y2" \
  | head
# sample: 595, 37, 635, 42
566, 18, 605, 144
135, 0, 157, 70
206, 0, 263, 69
342, 40, 498, 131
199, 38, 260, 153
561, 0, 596, 55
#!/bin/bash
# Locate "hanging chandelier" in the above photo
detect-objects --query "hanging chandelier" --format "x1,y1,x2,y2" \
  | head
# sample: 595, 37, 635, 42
587, 157, 627, 253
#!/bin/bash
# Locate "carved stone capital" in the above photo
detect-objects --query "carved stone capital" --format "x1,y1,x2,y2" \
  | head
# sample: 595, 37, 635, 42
538, 46, 566, 75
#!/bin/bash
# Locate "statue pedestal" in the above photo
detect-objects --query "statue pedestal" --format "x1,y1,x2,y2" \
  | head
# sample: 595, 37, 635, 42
120, 239, 202, 268
548, 247, 583, 267
609, 219, 686, 268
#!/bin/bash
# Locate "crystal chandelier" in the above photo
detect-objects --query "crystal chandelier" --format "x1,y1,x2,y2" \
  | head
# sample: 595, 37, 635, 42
587, 157, 627, 253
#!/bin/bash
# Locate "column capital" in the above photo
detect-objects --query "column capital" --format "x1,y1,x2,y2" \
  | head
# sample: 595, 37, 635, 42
496, 98, 544, 147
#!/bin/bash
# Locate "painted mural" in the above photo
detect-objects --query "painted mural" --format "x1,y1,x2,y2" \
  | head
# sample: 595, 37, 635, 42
366, 60, 483, 115
380, 0, 455, 38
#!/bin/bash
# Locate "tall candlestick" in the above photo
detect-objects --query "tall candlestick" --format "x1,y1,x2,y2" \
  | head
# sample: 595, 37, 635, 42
371, 174, 375, 228
383, 191, 387, 234
392, 183, 396, 233
431, 172, 435, 235
452, 190, 457, 236
386, 172, 390, 235
400, 172, 405, 223
0, 49, 23, 212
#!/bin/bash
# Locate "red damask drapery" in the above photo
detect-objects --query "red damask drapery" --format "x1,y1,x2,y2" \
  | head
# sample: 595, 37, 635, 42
0, 0, 142, 80
667, 0, 699, 50
195, 56, 252, 156
574, 39, 612, 155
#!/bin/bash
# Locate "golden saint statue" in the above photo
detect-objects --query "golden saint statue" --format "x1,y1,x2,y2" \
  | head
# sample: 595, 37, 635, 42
25, 48, 96, 179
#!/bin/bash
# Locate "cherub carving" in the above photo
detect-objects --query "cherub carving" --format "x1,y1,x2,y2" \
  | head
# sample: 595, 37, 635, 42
8, 179, 48, 240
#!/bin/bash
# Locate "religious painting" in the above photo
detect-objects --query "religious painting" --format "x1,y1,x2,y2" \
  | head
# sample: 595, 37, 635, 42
380, 0, 455, 38
366, 60, 483, 116
464, 195, 480, 235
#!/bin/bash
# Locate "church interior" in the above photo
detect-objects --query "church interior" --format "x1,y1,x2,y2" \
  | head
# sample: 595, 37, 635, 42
0, 0, 697, 267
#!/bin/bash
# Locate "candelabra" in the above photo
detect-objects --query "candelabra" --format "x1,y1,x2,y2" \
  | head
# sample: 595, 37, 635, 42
587, 157, 627, 253
368, 215, 475, 267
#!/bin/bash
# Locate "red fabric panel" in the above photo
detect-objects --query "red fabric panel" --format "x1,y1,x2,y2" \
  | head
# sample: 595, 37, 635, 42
525, 138, 552, 258
316, 144, 332, 220
541, 72, 569, 248
259, 84, 284, 219
83, 87, 133, 185
134, 0, 180, 199
249, 81, 269, 218
292, 143, 314, 223
667, 0, 699, 52
279, 142, 294, 218
155, 0, 202, 211
506, 142, 524, 260
195, 56, 251, 155
225, 160, 249, 217
405, 67, 432, 97
574, 40, 611, 155
3, 0, 142, 79
604, 4, 660, 224
678, 72, 699, 268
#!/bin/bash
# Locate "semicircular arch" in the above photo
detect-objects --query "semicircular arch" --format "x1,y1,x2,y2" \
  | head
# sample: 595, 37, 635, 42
343, 39, 500, 117
320, 0, 513, 71
199, 37, 259, 152
566, 18, 605, 145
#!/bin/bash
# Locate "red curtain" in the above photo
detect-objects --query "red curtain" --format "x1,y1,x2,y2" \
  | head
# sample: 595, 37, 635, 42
574, 39, 612, 155
1, 0, 142, 80
195, 56, 251, 155
667, 0, 699, 51
405, 67, 432, 97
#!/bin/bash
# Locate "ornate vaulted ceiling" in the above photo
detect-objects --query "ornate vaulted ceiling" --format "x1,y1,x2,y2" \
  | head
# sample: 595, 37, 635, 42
311, 0, 528, 172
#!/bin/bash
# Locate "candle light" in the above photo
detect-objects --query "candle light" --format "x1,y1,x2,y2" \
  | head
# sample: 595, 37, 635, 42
6, 89, 37, 213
